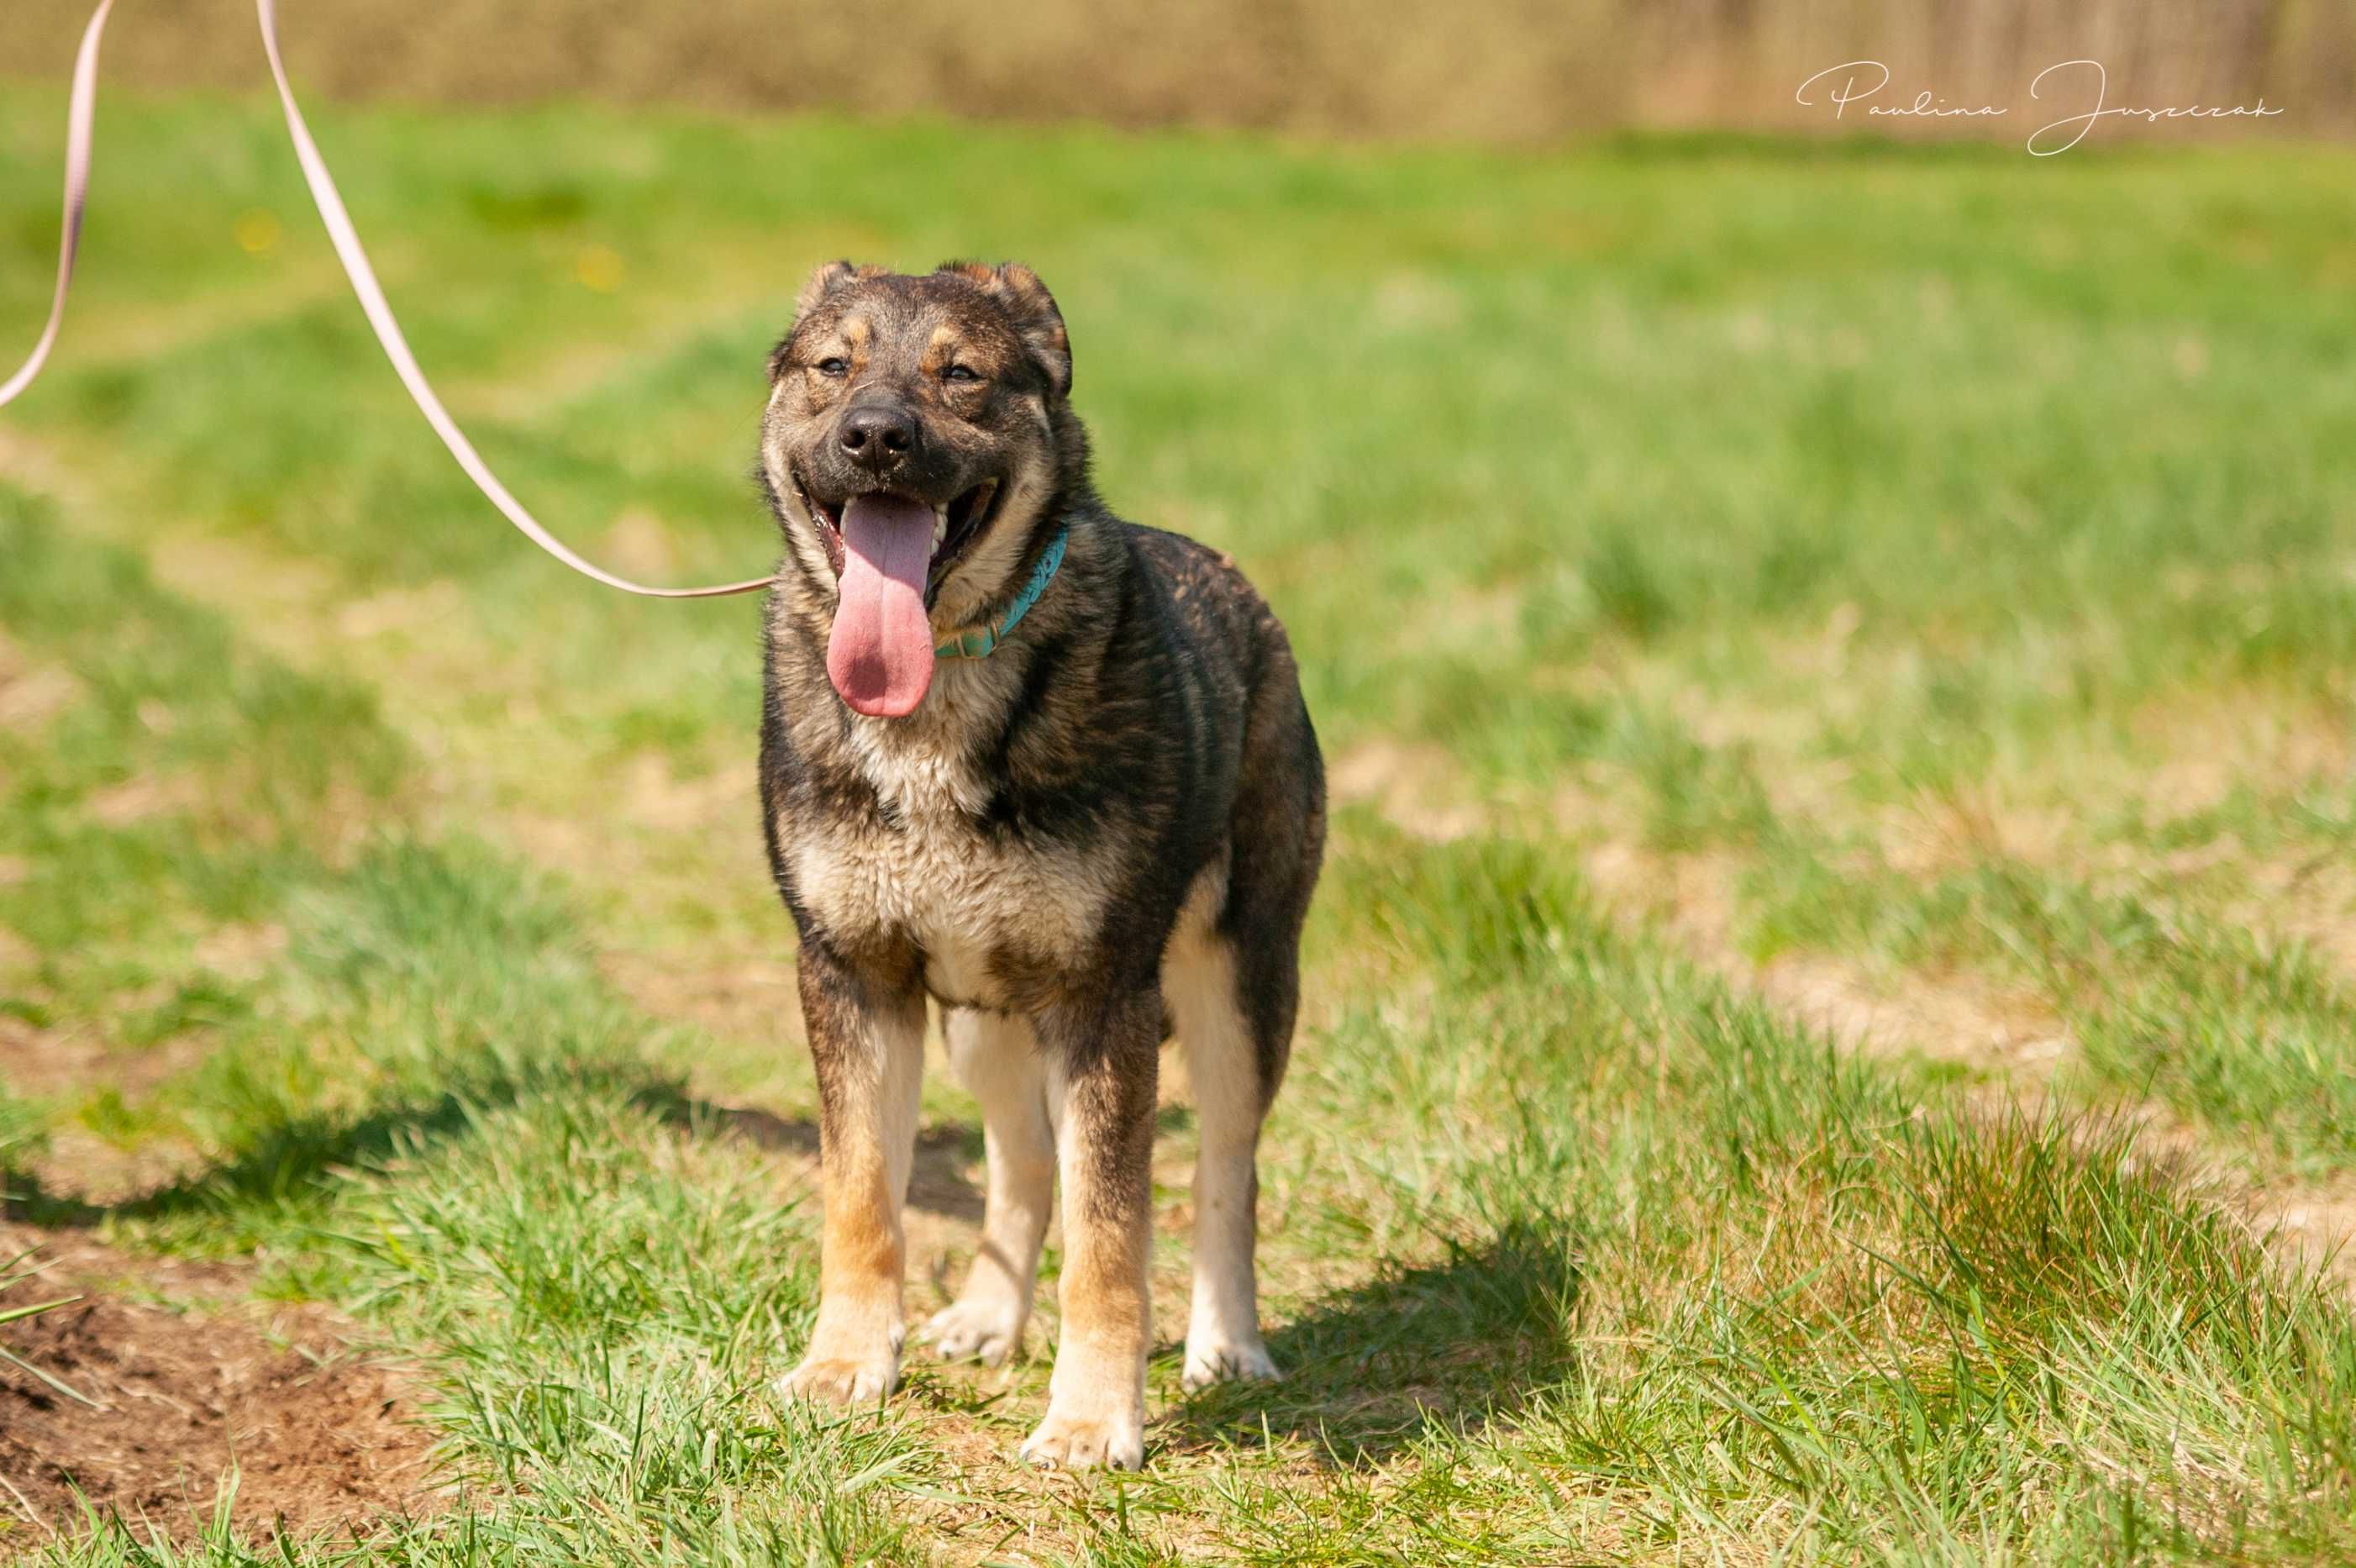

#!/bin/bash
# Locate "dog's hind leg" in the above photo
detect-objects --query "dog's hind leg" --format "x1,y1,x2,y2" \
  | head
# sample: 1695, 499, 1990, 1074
1177, 678, 1322, 1391
1168, 925, 1281, 1389
924, 1007, 1053, 1366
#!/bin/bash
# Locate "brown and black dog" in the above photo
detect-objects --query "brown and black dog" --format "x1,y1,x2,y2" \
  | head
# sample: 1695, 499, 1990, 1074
755, 260, 1324, 1468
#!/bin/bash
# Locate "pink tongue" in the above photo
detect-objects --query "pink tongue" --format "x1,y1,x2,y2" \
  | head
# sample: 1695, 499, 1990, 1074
828, 494, 937, 718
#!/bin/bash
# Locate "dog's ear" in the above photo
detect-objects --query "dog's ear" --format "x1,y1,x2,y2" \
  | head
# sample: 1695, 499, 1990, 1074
772, 260, 865, 378
795, 259, 861, 322
948, 261, 1072, 399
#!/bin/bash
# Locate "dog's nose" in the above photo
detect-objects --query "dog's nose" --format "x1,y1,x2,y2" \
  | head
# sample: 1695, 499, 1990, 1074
838, 405, 918, 471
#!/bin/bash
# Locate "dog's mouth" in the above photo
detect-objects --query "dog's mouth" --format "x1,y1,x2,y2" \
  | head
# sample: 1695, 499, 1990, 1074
793, 471, 1005, 719
796, 472, 1003, 601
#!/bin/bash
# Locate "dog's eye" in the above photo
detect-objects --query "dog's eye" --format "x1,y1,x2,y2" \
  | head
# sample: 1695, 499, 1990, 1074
816, 357, 849, 377
943, 364, 981, 383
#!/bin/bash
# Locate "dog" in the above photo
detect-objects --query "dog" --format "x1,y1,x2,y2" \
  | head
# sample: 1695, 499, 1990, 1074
755, 260, 1325, 1469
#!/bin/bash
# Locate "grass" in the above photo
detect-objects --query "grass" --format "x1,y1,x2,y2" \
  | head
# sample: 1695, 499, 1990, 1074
0, 1248, 93, 1413
1, 88, 2354, 1561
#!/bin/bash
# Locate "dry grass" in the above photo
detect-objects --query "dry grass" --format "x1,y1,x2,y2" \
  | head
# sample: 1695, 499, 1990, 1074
7, 0, 2349, 142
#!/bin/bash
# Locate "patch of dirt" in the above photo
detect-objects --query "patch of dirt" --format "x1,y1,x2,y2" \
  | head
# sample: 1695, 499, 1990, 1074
190, 923, 290, 984
0, 1223, 440, 1543
332, 580, 470, 645
2130, 687, 2355, 826
2121, 1126, 2356, 1296
2239, 858, 2356, 989
601, 945, 802, 1051
0, 1003, 218, 1205
0, 997, 202, 1108
85, 773, 205, 829
0, 631, 83, 734
1580, 839, 2071, 1073
1328, 739, 1486, 841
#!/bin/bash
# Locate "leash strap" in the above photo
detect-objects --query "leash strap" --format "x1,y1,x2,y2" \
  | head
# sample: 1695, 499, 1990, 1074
0, 0, 111, 409
6, 0, 779, 601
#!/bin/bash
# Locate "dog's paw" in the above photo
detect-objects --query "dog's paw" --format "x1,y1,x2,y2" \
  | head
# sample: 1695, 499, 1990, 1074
777, 1351, 899, 1408
1181, 1334, 1280, 1392
921, 1297, 1025, 1367
1019, 1402, 1145, 1471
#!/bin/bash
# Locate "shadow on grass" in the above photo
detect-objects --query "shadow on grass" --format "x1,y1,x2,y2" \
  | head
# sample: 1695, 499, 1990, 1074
685, 1102, 985, 1223
1160, 1214, 1583, 1466
3, 1067, 991, 1239
3, 1056, 689, 1233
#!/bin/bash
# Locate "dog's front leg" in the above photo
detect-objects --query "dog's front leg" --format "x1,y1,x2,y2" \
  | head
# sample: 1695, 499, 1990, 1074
780, 939, 925, 1406
1022, 987, 1160, 1470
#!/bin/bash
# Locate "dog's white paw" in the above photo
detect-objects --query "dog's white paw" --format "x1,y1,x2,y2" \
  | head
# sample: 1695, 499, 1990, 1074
1181, 1334, 1280, 1392
1019, 1402, 1145, 1471
778, 1350, 899, 1408
921, 1297, 1025, 1367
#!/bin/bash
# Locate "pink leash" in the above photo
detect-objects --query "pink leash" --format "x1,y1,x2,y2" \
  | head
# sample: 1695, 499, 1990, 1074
0, 0, 110, 410
4, 0, 778, 601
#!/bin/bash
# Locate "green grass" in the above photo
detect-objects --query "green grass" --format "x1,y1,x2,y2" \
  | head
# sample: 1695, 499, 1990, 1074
1743, 848, 2356, 1174
3, 90, 2355, 1562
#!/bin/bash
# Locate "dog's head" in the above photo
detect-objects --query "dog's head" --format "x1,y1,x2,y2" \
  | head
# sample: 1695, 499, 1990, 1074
761, 260, 1079, 718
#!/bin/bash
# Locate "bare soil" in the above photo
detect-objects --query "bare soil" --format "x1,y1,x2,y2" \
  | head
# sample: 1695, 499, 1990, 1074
0, 1223, 440, 1544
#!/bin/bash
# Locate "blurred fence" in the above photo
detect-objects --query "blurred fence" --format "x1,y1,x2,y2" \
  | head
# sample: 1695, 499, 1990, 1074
6, 0, 2350, 141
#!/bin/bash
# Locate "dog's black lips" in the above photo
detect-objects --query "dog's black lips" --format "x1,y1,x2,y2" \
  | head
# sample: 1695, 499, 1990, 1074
929, 478, 1002, 591
791, 468, 849, 576
791, 466, 1004, 608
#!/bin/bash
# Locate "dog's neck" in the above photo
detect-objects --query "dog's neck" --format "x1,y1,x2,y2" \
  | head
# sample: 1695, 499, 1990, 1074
932, 527, 1068, 660
771, 503, 1118, 820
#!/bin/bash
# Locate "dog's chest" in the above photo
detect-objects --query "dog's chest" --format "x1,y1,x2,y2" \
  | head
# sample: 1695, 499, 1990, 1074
788, 728, 1108, 1008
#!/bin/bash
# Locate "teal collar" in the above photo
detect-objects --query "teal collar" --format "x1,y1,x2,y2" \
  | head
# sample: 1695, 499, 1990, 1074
934, 528, 1068, 660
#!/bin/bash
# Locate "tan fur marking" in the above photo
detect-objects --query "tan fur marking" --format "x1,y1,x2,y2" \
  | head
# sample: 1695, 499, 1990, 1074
1165, 884, 1279, 1387
1023, 1042, 1152, 1469
780, 978, 923, 1407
